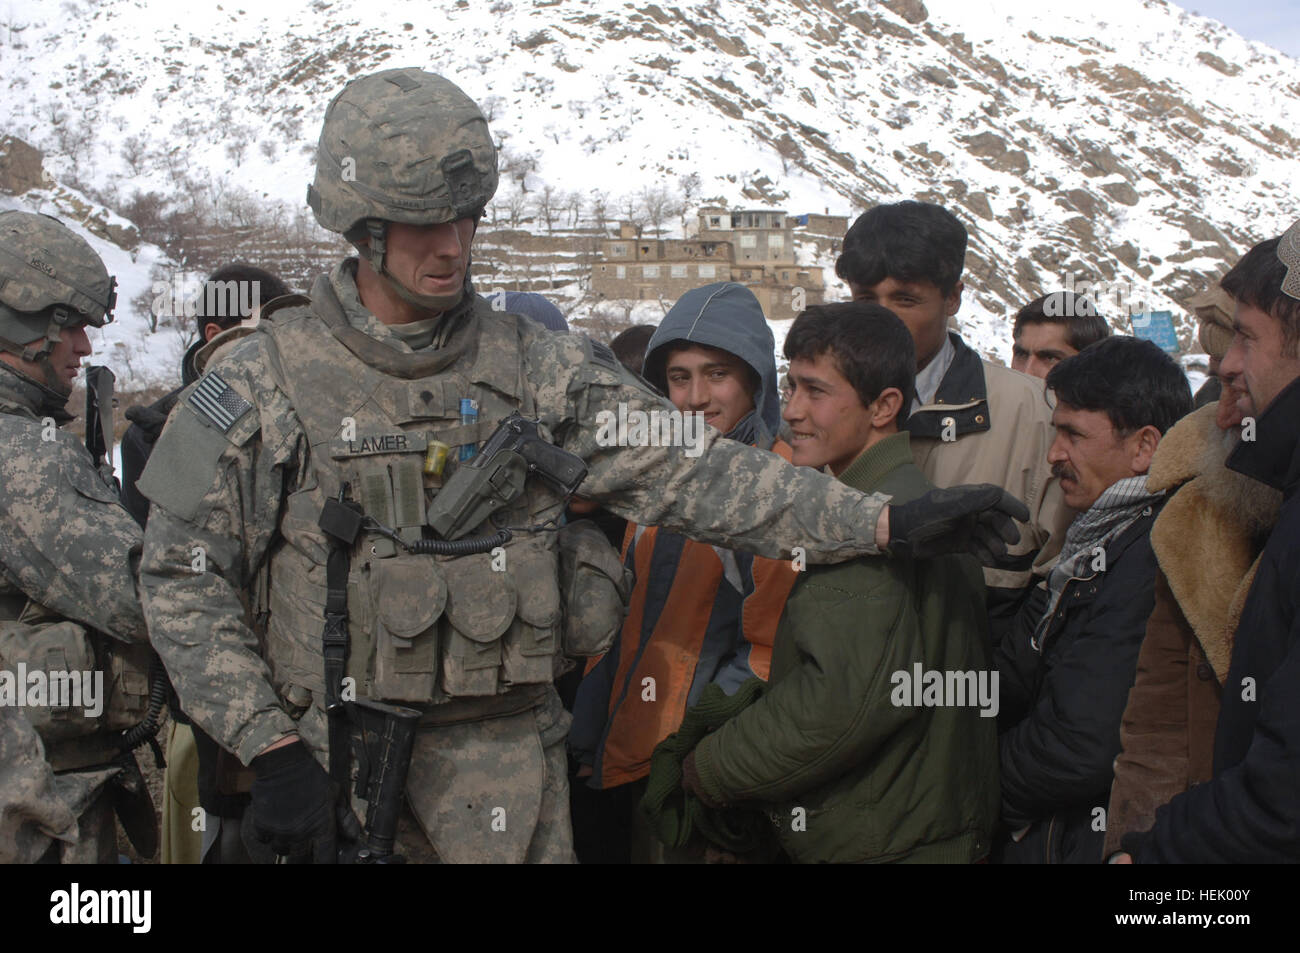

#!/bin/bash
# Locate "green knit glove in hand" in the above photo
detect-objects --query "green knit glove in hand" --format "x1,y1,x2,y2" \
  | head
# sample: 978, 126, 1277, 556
681, 750, 724, 810
888, 484, 1029, 563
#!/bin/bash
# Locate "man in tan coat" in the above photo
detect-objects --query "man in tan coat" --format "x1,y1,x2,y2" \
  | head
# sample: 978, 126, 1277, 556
1104, 365, 1281, 855
837, 202, 1073, 640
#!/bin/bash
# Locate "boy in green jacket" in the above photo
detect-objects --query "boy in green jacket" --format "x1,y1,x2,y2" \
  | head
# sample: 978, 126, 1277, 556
682, 301, 999, 863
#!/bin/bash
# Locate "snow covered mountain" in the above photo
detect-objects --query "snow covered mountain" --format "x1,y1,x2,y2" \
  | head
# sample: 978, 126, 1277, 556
1, 0, 1298, 384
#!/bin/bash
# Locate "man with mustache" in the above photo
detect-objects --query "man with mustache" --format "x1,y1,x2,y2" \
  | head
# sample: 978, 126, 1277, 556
995, 336, 1191, 863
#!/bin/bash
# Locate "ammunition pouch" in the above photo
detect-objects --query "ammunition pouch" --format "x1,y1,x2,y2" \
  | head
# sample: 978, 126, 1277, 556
100, 639, 153, 732
439, 549, 513, 697
557, 519, 632, 658
269, 531, 566, 708
502, 537, 560, 687
0, 618, 98, 744
373, 554, 447, 701
0, 615, 153, 769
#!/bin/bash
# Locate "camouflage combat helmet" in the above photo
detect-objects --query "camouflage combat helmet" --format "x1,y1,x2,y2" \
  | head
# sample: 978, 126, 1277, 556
307, 67, 498, 311
0, 210, 116, 392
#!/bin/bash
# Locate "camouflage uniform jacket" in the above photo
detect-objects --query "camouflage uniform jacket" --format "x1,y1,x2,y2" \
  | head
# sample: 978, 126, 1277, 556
0, 704, 75, 863
138, 261, 887, 768
0, 363, 147, 853
0, 364, 146, 643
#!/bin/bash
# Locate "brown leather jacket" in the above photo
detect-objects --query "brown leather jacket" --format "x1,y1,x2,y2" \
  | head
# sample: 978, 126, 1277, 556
1104, 402, 1281, 855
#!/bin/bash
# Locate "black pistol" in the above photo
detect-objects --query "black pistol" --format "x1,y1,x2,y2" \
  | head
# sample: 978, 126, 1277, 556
426, 412, 587, 540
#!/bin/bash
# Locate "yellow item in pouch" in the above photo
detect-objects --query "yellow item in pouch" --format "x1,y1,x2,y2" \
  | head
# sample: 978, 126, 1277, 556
425, 439, 451, 477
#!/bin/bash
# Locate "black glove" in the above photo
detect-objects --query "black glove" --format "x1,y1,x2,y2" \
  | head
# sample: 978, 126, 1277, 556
249, 741, 339, 864
888, 484, 1030, 563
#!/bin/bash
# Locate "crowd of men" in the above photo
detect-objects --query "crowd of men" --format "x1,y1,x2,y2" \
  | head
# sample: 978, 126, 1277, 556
0, 66, 1296, 865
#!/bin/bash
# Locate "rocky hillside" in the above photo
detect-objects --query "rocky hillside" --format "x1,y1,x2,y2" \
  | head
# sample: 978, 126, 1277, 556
1, 0, 1297, 374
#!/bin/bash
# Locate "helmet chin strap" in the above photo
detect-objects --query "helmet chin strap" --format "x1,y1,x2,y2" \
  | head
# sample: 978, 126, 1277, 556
0, 348, 74, 421
357, 220, 467, 314
0, 306, 75, 397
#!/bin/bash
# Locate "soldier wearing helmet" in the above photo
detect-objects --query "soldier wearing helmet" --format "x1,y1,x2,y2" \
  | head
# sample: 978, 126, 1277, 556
0, 211, 156, 862
137, 68, 1026, 863
0, 210, 117, 408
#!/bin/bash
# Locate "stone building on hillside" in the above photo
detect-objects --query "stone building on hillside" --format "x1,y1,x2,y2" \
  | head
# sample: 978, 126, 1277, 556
592, 221, 735, 300
590, 207, 837, 319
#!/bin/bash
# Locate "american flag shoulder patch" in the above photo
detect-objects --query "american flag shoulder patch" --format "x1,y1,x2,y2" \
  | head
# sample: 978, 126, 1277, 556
187, 371, 253, 433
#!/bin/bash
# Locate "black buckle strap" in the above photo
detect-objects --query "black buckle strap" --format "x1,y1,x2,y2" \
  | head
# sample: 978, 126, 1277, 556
318, 493, 363, 714
318, 489, 364, 790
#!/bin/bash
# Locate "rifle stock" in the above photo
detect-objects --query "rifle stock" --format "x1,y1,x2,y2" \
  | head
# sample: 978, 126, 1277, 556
346, 698, 421, 863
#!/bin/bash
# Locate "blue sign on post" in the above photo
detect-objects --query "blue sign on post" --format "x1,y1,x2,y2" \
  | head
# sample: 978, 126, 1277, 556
1131, 311, 1180, 354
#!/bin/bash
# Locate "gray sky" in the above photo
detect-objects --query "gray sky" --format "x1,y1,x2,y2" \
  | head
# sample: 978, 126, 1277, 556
1188, 1, 1300, 58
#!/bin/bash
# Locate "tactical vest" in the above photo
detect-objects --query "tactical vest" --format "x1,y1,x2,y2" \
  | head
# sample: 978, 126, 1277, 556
0, 605, 151, 770
257, 286, 567, 717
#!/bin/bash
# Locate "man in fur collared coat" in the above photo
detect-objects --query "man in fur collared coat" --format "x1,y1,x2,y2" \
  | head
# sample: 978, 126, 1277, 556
1103, 379, 1282, 857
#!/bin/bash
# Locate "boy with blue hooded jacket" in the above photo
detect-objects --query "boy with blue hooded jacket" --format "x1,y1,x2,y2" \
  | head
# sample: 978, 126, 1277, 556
569, 282, 801, 860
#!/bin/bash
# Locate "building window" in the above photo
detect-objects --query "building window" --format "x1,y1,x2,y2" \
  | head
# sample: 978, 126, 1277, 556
612, 244, 626, 257
782, 271, 789, 281
616, 265, 626, 279
709, 217, 721, 227
698, 264, 716, 279
643, 265, 660, 278
671, 264, 687, 278
768, 233, 784, 250
641, 246, 650, 255
739, 234, 757, 249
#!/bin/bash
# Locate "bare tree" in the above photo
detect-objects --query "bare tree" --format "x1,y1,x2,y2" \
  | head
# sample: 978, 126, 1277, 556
499, 145, 539, 190
679, 172, 702, 234
640, 185, 682, 238
119, 134, 149, 177
41, 100, 66, 126
534, 184, 559, 234
679, 172, 701, 206
225, 138, 250, 168
619, 193, 646, 239
479, 95, 507, 122
500, 189, 529, 229
565, 190, 584, 228
589, 190, 610, 235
